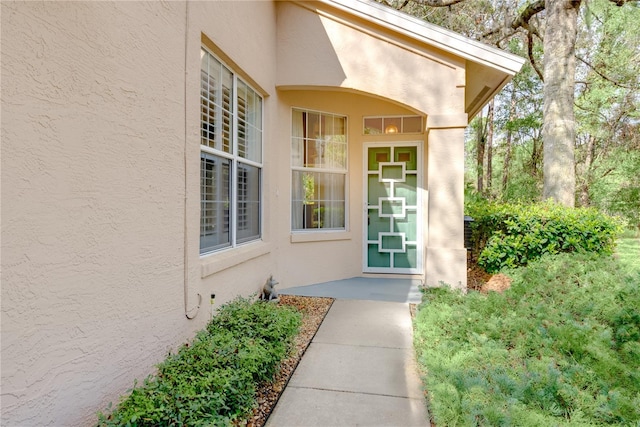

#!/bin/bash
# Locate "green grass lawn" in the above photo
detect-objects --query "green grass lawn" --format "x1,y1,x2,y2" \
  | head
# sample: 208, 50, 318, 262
414, 251, 640, 426
616, 237, 639, 274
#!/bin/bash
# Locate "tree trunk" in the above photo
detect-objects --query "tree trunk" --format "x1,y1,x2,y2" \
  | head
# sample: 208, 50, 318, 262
578, 134, 595, 206
502, 85, 517, 194
476, 111, 486, 194
532, 138, 542, 177
542, 0, 580, 207
486, 100, 494, 195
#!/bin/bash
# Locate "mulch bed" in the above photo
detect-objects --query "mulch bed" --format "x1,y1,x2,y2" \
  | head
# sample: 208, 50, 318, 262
467, 259, 512, 293
236, 295, 334, 427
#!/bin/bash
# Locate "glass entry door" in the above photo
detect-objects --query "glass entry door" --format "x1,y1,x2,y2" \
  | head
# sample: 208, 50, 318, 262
364, 143, 422, 274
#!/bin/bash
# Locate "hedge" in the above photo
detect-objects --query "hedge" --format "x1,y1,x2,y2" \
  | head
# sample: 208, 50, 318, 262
465, 201, 622, 273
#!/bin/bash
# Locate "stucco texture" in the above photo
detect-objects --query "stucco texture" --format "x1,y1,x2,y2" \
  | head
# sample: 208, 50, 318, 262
0, 0, 519, 424
4, 2, 196, 425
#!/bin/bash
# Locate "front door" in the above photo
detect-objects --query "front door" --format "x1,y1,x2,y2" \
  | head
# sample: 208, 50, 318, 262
364, 143, 423, 274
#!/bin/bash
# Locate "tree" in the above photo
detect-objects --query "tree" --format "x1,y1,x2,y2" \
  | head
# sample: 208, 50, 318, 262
542, 0, 581, 207
380, 0, 636, 208
574, 0, 640, 227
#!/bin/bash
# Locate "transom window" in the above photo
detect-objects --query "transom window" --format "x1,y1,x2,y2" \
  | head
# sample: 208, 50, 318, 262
363, 115, 423, 134
200, 47, 262, 255
291, 109, 347, 231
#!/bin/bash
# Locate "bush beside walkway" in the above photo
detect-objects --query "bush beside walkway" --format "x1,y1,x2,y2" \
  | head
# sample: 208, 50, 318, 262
414, 252, 640, 426
97, 297, 301, 426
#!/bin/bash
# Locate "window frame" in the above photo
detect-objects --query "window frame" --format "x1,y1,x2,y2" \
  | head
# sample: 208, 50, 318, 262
290, 107, 348, 233
200, 46, 264, 256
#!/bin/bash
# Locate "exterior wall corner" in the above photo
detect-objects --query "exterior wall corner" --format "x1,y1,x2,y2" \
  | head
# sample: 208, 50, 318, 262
425, 247, 467, 290
425, 120, 467, 287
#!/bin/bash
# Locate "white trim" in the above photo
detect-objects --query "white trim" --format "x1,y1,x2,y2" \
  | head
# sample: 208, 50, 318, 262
378, 161, 406, 183
378, 232, 406, 253
231, 74, 238, 246
363, 141, 423, 275
378, 196, 406, 219
363, 115, 425, 135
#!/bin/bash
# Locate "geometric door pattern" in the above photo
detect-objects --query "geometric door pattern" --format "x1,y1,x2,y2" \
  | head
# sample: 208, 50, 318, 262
365, 144, 422, 273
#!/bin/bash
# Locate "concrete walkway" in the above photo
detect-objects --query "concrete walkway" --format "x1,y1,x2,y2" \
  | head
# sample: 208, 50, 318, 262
266, 278, 429, 427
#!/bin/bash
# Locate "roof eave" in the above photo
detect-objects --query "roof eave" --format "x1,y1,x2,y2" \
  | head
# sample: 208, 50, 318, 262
321, 0, 525, 76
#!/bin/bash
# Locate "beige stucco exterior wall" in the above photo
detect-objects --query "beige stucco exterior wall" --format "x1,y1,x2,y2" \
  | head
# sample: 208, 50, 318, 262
1, 0, 485, 424
276, 1, 469, 289
274, 90, 426, 287
276, 1, 466, 115
1, 1, 278, 425
188, 1, 280, 316
425, 115, 469, 289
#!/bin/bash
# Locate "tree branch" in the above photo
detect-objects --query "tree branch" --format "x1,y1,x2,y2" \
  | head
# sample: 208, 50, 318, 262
510, 0, 545, 32
407, 0, 466, 6
576, 56, 637, 89
527, 32, 544, 81
482, 0, 544, 44
608, 0, 635, 6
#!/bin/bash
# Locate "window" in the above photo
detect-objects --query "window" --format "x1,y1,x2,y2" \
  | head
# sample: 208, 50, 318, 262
363, 115, 423, 134
291, 109, 347, 231
200, 47, 262, 255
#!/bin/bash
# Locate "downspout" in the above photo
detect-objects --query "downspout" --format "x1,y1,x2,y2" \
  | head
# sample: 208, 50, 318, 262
184, 0, 201, 319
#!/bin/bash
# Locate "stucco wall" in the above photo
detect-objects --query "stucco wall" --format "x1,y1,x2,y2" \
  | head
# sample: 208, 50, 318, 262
276, 2, 469, 291
187, 0, 279, 323
0, 1, 278, 425
425, 115, 469, 289
1, 0, 472, 424
274, 90, 426, 287
276, 1, 466, 115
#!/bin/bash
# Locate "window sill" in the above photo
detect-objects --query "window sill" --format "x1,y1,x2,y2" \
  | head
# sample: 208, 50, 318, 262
290, 231, 352, 243
201, 241, 272, 278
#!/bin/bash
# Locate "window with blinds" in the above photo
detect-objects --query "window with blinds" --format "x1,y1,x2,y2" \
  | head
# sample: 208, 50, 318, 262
200, 47, 262, 255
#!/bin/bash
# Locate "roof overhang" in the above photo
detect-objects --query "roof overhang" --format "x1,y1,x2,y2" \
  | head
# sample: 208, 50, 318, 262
320, 0, 525, 119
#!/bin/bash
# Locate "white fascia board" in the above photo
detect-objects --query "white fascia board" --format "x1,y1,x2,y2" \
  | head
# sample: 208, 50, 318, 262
321, 0, 525, 75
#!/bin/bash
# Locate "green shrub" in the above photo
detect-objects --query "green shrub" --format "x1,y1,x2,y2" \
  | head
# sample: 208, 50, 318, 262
465, 200, 622, 272
414, 252, 640, 426
97, 297, 301, 426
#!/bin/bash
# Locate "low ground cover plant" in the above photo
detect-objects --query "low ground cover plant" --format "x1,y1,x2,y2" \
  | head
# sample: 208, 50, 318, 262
466, 201, 621, 273
414, 252, 640, 426
97, 297, 301, 426
616, 236, 640, 275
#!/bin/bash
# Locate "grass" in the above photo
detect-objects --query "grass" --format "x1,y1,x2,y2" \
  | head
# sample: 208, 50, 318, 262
615, 237, 639, 275
414, 251, 640, 426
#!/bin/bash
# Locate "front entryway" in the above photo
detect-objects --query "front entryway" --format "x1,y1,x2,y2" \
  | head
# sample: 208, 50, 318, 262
364, 143, 423, 274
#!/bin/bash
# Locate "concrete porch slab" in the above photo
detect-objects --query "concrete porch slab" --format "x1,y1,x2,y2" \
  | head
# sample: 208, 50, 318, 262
280, 276, 423, 304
